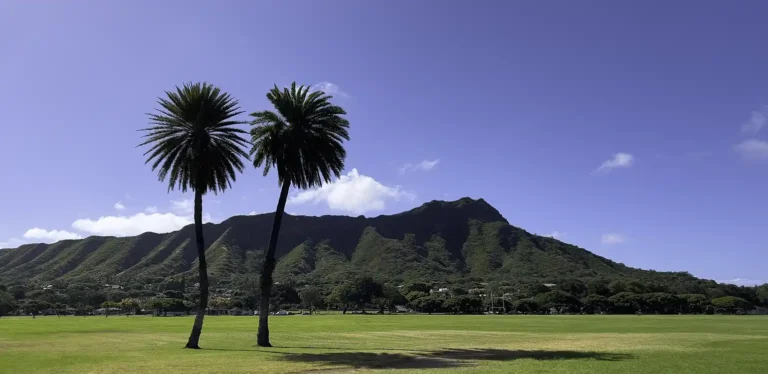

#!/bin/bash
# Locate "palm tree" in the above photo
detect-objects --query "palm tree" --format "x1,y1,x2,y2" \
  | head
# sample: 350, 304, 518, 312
139, 82, 249, 349
250, 83, 350, 346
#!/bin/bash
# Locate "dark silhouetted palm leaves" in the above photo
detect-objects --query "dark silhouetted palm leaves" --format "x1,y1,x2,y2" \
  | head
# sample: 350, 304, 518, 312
250, 82, 349, 347
139, 82, 249, 349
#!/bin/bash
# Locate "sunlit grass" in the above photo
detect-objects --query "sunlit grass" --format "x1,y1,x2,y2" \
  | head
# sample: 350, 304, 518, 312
1, 315, 767, 373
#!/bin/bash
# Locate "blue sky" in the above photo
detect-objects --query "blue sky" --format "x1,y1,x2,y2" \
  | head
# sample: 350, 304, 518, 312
1, 1, 766, 285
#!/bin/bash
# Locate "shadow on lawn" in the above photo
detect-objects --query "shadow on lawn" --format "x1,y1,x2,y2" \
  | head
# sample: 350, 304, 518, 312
279, 348, 634, 370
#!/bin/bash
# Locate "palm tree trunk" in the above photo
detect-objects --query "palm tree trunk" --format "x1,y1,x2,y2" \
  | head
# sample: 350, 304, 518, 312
185, 189, 209, 349
257, 180, 291, 347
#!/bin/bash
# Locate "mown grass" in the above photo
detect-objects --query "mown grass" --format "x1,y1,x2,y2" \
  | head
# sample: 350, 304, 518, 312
1, 315, 767, 373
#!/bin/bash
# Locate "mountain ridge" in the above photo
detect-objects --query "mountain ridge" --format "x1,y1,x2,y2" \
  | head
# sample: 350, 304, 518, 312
0, 197, 702, 288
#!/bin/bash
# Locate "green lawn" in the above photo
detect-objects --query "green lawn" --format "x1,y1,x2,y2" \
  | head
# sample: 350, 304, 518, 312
1, 315, 767, 373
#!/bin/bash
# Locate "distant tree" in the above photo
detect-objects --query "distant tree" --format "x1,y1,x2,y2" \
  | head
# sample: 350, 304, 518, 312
100, 301, 120, 317
705, 287, 727, 300
581, 295, 610, 314
8, 285, 27, 300
711, 296, 753, 314
586, 279, 611, 297
412, 296, 444, 314
231, 275, 260, 310
118, 298, 141, 315
348, 277, 383, 311
516, 283, 551, 298
145, 298, 166, 316
534, 291, 581, 313
513, 298, 539, 314
139, 82, 249, 349
299, 286, 322, 314
608, 292, 641, 314
406, 291, 429, 304
23, 300, 50, 318
210, 297, 232, 315
608, 280, 627, 295
183, 300, 195, 314
443, 297, 459, 313
162, 290, 184, 300
679, 294, 709, 314
756, 284, 768, 307
250, 82, 350, 347
626, 281, 647, 294
373, 297, 390, 314
639, 293, 681, 314
455, 295, 484, 314
271, 283, 300, 311
0, 291, 17, 317
383, 284, 407, 307
451, 287, 468, 296
558, 280, 588, 298
403, 282, 431, 294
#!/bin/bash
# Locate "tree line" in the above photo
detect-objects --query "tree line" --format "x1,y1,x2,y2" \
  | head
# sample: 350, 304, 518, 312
2, 275, 766, 320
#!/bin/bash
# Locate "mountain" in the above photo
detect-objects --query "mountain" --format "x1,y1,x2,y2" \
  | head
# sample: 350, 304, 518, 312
0, 198, 701, 288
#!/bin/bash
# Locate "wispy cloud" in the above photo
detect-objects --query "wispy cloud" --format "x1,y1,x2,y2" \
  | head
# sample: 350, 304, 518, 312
1, 198, 218, 249
400, 159, 440, 174
545, 231, 564, 240
1, 228, 82, 250
171, 199, 194, 215
717, 278, 767, 286
593, 153, 634, 174
734, 139, 768, 161
289, 168, 415, 215
601, 233, 625, 245
741, 107, 766, 134
114, 202, 126, 211
23, 228, 82, 241
311, 82, 349, 98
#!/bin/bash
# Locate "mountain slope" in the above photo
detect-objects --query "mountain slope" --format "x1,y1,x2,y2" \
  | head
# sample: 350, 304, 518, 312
0, 197, 700, 287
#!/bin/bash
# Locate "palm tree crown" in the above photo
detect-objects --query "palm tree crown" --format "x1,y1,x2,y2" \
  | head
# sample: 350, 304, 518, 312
140, 82, 250, 193
250, 82, 350, 188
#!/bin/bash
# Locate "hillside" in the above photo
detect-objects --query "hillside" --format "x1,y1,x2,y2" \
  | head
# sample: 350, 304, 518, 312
0, 198, 701, 288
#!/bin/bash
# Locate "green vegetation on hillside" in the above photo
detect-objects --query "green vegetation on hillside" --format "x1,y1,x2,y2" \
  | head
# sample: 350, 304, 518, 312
1, 198, 765, 313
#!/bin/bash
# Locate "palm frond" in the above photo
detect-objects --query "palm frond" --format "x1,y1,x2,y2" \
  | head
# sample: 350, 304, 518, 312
250, 82, 350, 189
139, 82, 249, 194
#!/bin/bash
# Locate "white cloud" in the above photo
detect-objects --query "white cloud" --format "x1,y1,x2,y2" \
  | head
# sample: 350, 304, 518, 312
1, 228, 82, 249
717, 278, 767, 286
741, 108, 766, 134
114, 202, 126, 211
288, 168, 415, 215
400, 159, 440, 174
594, 153, 634, 174
72, 212, 193, 237
311, 82, 349, 98
734, 139, 768, 161
23, 228, 82, 242
545, 231, 564, 240
248, 211, 257, 216
144, 206, 158, 214
171, 199, 194, 215
601, 233, 625, 245
0, 237, 26, 249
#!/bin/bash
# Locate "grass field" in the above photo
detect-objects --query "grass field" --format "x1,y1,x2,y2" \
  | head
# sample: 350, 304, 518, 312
1, 315, 767, 373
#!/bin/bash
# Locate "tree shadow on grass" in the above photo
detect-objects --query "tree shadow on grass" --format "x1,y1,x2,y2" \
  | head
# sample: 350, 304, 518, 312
279, 348, 634, 371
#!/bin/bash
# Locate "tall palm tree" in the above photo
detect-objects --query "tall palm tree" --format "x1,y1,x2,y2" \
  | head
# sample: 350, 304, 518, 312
139, 82, 249, 349
250, 82, 350, 347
